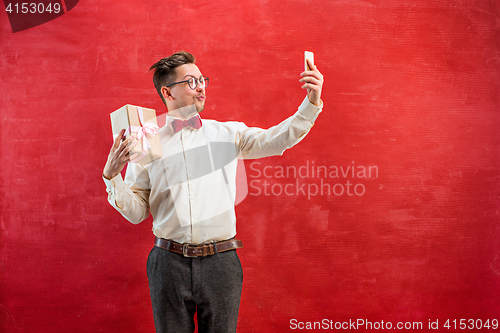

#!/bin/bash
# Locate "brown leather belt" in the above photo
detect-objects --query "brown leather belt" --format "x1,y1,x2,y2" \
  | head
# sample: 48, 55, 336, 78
154, 237, 243, 257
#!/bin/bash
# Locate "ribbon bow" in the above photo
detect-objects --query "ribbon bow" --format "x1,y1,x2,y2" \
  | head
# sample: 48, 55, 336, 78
124, 106, 159, 163
171, 116, 202, 133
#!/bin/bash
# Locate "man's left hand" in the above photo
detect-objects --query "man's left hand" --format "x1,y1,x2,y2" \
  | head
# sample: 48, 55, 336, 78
300, 60, 324, 107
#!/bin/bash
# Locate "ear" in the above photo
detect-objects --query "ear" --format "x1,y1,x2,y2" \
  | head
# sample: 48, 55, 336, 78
161, 86, 174, 101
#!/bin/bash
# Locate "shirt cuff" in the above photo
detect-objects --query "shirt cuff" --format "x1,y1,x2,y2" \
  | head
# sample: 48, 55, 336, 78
298, 96, 323, 124
103, 173, 126, 195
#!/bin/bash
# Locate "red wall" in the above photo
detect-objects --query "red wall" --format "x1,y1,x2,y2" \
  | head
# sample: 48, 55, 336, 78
1, 0, 500, 332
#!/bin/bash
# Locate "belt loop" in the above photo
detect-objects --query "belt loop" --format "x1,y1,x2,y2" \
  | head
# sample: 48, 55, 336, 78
166, 240, 171, 251
213, 242, 218, 255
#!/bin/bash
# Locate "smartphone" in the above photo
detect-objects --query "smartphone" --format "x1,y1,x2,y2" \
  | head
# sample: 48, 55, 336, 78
304, 51, 314, 71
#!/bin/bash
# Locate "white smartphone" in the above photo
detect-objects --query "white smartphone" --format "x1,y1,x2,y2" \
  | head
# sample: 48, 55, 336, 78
304, 51, 314, 71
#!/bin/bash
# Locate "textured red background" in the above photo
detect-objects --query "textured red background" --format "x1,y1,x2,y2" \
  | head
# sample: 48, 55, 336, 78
1, 0, 500, 332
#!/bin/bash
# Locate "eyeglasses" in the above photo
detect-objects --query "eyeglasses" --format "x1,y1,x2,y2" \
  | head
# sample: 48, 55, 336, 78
166, 76, 209, 90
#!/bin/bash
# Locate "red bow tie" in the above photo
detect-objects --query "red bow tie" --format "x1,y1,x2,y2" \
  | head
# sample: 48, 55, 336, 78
171, 116, 202, 133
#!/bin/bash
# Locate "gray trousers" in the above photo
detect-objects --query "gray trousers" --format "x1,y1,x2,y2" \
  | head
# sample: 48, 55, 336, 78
146, 246, 243, 333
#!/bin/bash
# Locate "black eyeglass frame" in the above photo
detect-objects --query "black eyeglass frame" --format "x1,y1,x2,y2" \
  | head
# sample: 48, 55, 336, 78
165, 76, 209, 90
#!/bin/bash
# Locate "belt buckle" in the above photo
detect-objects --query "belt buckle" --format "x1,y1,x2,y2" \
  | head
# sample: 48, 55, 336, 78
183, 244, 197, 258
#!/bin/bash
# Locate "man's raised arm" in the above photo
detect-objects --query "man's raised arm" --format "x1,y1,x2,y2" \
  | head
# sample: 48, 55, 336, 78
102, 129, 150, 224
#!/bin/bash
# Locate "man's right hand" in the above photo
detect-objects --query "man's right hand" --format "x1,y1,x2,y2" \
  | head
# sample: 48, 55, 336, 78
103, 129, 138, 180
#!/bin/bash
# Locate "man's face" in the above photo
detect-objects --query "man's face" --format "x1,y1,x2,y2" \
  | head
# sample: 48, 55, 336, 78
167, 63, 206, 114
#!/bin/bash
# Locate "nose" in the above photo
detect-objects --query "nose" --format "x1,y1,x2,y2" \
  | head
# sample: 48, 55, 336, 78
196, 82, 205, 93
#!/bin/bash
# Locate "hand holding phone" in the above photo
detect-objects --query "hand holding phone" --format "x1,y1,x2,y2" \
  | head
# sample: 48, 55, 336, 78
304, 51, 314, 72
300, 51, 323, 106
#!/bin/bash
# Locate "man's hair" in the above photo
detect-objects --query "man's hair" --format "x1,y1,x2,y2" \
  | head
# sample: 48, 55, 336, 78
149, 51, 196, 105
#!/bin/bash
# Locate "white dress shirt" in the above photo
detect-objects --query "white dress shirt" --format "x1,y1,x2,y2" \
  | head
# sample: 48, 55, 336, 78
103, 96, 322, 244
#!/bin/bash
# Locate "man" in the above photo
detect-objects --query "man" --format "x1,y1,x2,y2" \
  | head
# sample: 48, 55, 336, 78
102, 51, 323, 333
